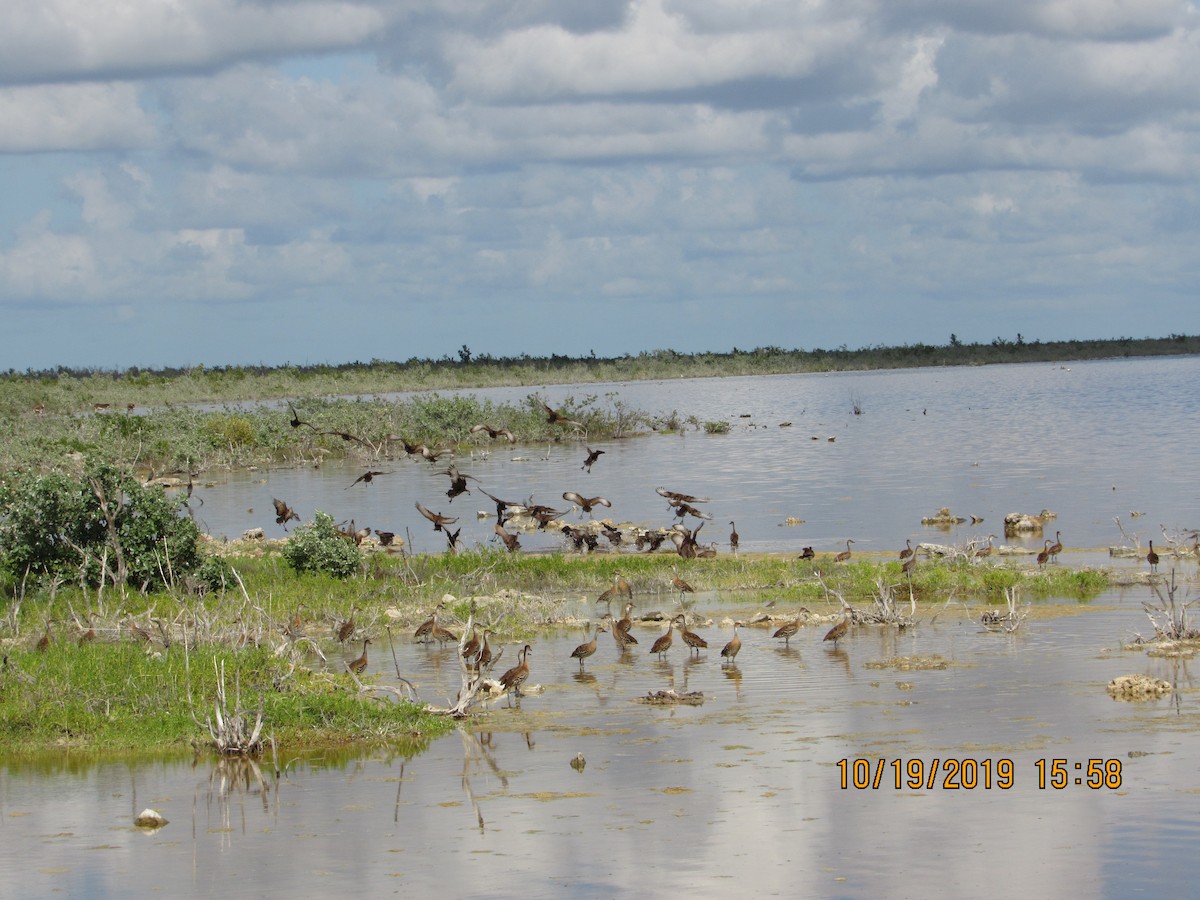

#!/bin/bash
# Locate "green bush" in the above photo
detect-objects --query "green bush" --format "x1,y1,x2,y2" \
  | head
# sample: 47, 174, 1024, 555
282, 511, 361, 579
0, 460, 202, 589
195, 554, 236, 592
203, 414, 258, 448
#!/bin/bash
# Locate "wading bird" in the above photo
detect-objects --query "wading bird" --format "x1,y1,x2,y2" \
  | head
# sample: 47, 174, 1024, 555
604, 614, 638, 652
679, 616, 708, 655
899, 539, 914, 560
835, 539, 855, 563
823, 611, 851, 648
336, 608, 357, 644
615, 601, 637, 645
431, 616, 459, 646
729, 521, 739, 555
1036, 539, 1052, 567
348, 638, 371, 675
773, 615, 802, 646
1048, 531, 1063, 563
670, 564, 695, 601
1147, 540, 1160, 573
596, 570, 632, 606
570, 624, 607, 670
650, 618, 676, 658
721, 622, 743, 664
414, 601, 446, 643
461, 626, 481, 663
499, 645, 533, 699
476, 629, 497, 671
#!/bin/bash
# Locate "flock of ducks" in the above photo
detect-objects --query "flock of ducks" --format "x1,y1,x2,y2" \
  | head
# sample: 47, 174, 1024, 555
271, 397, 793, 559
332, 569, 860, 707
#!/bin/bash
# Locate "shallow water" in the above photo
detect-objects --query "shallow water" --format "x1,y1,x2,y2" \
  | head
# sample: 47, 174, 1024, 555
4, 585, 1200, 898
5, 356, 1199, 897
190, 355, 1200, 557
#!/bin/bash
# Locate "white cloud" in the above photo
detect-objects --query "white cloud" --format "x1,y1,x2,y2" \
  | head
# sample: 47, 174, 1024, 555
2, 0, 1200, 366
446, 0, 863, 100
0, 0, 386, 84
0, 83, 154, 151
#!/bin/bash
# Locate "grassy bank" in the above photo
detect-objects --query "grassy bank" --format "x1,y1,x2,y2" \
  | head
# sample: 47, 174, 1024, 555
0, 548, 1124, 753
0, 390, 657, 475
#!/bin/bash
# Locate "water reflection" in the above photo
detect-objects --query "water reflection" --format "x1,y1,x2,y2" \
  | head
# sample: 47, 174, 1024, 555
6, 599, 1200, 896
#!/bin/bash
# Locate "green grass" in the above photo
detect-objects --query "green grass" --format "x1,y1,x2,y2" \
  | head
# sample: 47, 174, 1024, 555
0, 639, 450, 754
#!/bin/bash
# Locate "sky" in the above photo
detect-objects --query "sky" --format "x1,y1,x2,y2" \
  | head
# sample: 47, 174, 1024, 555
2, 0, 1199, 371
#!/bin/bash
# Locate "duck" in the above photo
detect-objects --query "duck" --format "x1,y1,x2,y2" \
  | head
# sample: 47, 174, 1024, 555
720, 622, 743, 664
348, 638, 372, 675
570, 624, 607, 670
499, 645, 533, 697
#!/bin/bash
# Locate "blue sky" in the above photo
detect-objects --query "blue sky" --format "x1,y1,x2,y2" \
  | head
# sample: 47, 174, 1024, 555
2, 1, 1198, 370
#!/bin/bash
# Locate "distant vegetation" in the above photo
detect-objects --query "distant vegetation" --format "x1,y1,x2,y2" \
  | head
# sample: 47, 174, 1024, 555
0, 332, 1194, 478
2, 333, 1196, 418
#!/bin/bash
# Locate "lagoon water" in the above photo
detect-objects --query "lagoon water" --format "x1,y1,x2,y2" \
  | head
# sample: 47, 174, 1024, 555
3, 355, 1200, 898
192, 355, 1199, 556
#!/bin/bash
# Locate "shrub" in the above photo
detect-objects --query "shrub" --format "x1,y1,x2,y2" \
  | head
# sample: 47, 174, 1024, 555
282, 511, 361, 579
195, 554, 236, 592
0, 460, 202, 590
203, 414, 258, 448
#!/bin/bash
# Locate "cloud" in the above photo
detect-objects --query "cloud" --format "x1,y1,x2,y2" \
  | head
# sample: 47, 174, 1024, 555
2, 0, 1200, 367
445, 0, 864, 102
0, 0, 386, 85
0, 83, 155, 151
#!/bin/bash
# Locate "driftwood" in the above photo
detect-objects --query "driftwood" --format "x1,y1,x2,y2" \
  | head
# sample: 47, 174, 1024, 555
421, 606, 493, 717
1140, 571, 1199, 640
815, 574, 915, 628
980, 586, 1029, 633
193, 657, 265, 755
